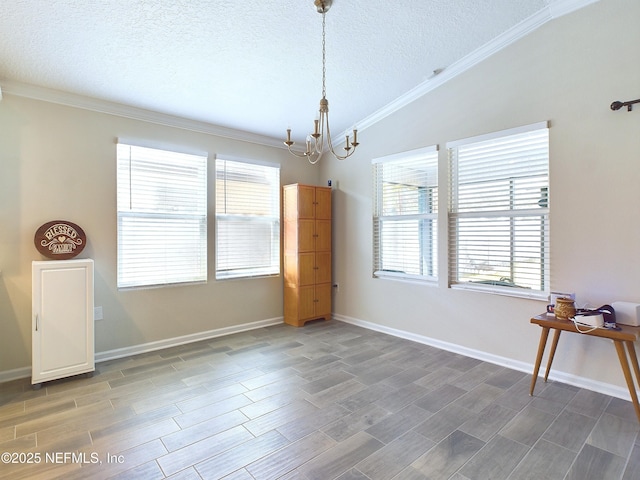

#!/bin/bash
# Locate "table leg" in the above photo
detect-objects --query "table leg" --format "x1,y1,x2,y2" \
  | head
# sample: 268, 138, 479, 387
625, 341, 640, 387
530, 326, 550, 396
613, 340, 640, 423
544, 329, 561, 382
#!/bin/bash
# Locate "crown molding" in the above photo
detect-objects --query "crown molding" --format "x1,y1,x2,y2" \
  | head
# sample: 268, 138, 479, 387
0, 79, 284, 149
1, 0, 599, 147
341, 0, 600, 139
548, 0, 600, 19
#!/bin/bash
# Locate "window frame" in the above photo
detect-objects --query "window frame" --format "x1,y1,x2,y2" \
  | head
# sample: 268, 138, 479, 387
447, 122, 550, 299
372, 145, 439, 284
116, 142, 208, 290
214, 155, 281, 281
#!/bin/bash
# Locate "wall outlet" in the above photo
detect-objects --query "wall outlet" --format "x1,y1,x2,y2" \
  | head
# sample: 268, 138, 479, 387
94, 306, 103, 321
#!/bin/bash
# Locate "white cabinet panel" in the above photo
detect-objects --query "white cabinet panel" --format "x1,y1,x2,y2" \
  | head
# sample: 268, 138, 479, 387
32, 259, 94, 386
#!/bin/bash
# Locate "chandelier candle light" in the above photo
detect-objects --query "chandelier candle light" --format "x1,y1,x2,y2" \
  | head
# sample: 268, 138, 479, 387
284, 0, 359, 164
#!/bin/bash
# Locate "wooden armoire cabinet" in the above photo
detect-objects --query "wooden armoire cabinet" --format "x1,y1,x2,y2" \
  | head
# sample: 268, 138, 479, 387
283, 184, 332, 327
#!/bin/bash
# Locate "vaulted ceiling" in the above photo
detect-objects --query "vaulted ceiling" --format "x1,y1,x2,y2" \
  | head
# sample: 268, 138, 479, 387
0, 0, 595, 147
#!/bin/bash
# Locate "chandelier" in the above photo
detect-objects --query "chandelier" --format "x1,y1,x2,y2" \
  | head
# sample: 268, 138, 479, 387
284, 0, 359, 164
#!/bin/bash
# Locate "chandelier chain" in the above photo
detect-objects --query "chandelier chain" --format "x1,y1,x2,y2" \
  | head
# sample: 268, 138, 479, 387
322, 12, 327, 99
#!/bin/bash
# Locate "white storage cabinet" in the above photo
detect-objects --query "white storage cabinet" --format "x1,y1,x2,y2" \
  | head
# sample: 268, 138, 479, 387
32, 259, 95, 387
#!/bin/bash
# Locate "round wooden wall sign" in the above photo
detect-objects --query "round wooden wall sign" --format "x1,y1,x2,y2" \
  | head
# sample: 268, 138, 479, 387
34, 220, 86, 260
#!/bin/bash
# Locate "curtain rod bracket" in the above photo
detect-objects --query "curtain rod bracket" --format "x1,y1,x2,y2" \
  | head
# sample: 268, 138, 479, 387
611, 98, 640, 112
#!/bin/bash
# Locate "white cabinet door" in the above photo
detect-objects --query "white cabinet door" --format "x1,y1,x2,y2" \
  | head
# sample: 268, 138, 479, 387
32, 259, 94, 385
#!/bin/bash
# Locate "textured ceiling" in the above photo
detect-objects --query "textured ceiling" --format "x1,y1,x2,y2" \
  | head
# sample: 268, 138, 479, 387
0, 0, 582, 146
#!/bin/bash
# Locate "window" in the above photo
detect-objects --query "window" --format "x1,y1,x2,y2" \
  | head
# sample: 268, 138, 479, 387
447, 122, 549, 298
215, 157, 280, 280
117, 143, 208, 289
373, 146, 439, 282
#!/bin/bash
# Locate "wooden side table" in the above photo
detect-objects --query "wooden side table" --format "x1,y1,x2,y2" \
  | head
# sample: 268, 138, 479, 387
530, 313, 640, 422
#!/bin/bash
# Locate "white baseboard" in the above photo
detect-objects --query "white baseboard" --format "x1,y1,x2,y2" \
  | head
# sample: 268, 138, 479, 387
94, 316, 284, 364
333, 314, 631, 402
0, 316, 283, 384
3, 312, 630, 403
0, 366, 31, 385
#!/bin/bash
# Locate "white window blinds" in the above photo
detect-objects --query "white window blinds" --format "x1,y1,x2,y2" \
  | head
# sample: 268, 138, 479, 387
117, 143, 208, 289
373, 146, 438, 282
215, 157, 280, 280
447, 122, 549, 297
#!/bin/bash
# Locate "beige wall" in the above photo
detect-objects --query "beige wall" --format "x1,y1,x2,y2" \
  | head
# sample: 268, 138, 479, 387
0, 98, 320, 373
2, 0, 639, 399
321, 0, 640, 395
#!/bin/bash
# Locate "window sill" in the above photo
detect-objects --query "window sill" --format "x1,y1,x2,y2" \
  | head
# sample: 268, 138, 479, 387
215, 273, 280, 282
118, 280, 207, 291
374, 271, 438, 286
450, 282, 548, 301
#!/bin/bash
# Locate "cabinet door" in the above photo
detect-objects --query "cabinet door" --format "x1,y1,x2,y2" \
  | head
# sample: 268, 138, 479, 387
315, 252, 332, 285
316, 220, 331, 252
298, 219, 315, 252
32, 260, 94, 384
315, 188, 332, 220
298, 253, 316, 286
298, 185, 316, 219
299, 286, 317, 320
314, 284, 332, 318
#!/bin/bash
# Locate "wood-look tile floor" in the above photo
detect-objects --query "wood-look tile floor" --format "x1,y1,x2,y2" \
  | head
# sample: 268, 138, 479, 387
1, 319, 639, 480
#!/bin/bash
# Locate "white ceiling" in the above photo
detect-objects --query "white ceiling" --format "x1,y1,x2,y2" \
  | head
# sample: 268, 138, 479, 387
0, 0, 593, 147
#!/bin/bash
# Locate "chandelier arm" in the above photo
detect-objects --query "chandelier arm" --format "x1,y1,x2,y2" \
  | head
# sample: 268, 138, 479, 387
308, 153, 321, 165
324, 111, 336, 156
313, 138, 324, 157
324, 112, 352, 160
287, 143, 321, 164
287, 144, 313, 159
314, 110, 326, 156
